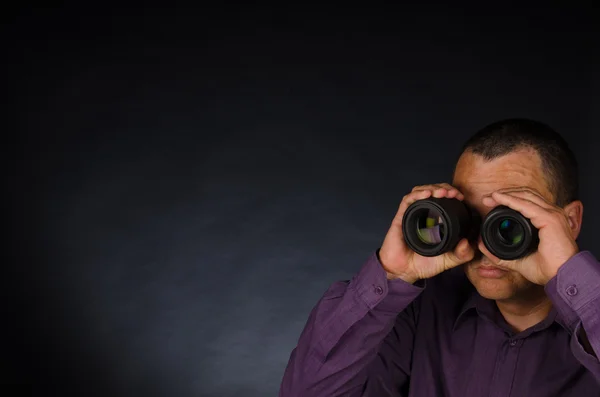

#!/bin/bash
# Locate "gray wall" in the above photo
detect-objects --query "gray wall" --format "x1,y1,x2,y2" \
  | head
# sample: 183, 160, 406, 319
6, 6, 598, 397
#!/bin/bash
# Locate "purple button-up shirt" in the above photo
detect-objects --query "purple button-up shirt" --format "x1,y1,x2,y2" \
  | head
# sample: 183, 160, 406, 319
279, 250, 600, 396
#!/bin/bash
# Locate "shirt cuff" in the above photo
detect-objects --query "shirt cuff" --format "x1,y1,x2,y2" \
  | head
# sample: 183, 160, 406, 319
570, 311, 600, 370
351, 249, 424, 314
545, 251, 600, 333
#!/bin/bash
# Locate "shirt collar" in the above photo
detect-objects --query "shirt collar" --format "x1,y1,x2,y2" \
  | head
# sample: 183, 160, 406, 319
453, 288, 569, 335
452, 288, 494, 331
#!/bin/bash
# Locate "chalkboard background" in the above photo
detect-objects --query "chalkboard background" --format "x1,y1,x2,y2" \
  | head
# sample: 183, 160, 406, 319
5, 5, 599, 396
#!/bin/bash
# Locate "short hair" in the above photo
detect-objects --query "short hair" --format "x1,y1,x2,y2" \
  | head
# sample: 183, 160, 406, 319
454, 118, 579, 207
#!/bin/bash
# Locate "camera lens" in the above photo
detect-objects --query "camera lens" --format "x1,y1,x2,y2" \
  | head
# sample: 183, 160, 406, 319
416, 208, 445, 245
481, 206, 539, 260
402, 197, 474, 257
497, 218, 524, 246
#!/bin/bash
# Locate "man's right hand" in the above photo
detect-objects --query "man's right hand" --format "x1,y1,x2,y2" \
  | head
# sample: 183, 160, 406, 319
379, 183, 476, 283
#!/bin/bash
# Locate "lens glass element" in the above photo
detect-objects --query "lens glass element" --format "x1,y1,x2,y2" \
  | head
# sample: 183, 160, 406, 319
498, 218, 524, 245
416, 208, 445, 245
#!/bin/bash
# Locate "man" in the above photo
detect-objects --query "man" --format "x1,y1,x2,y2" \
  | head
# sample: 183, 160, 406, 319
279, 119, 600, 396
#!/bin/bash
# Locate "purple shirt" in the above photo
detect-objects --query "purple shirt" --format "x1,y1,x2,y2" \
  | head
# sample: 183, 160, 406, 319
279, 250, 600, 396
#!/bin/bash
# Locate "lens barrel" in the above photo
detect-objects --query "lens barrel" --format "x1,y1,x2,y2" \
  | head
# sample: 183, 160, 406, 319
481, 205, 539, 260
402, 198, 539, 260
402, 197, 474, 257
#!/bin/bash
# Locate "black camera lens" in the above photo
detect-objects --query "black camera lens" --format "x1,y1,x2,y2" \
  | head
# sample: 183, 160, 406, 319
415, 207, 445, 245
481, 205, 539, 260
402, 197, 474, 257
498, 218, 524, 246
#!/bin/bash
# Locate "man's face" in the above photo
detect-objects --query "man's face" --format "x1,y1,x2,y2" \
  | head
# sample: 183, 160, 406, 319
452, 147, 554, 301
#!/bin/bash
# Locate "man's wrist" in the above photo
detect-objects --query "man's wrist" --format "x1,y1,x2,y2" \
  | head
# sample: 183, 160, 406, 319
376, 248, 419, 284
383, 267, 419, 284
541, 250, 579, 285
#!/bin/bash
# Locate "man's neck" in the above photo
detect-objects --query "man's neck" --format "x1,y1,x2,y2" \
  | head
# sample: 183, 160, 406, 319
495, 289, 553, 333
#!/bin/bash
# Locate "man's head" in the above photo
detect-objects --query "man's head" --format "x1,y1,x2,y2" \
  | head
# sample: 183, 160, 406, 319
452, 118, 583, 301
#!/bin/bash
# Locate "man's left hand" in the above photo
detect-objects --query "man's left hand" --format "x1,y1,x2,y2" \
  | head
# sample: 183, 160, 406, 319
480, 187, 579, 285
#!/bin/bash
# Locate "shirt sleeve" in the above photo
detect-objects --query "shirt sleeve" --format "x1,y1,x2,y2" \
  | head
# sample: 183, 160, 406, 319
279, 250, 425, 397
545, 250, 600, 383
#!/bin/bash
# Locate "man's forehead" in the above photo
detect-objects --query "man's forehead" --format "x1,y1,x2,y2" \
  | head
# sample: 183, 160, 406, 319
451, 149, 553, 201
451, 180, 544, 198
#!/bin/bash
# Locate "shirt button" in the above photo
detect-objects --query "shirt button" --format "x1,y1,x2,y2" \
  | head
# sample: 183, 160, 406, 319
374, 285, 384, 295
509, 339, 517, 347
566, 285, 578, 296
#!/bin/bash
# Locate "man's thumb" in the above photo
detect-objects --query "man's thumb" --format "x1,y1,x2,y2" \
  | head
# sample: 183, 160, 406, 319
450, 239, 474, 265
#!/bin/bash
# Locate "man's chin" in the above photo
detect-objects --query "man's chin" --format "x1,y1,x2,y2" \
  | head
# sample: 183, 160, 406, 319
466, 271, 515, 300
474, 282, 514, 300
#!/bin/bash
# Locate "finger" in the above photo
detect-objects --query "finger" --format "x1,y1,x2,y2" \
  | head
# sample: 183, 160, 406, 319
436, 182, 459, 192
478, 239, 500, 263
412, 184, 446, 192
405, 189, 433, 206
438, 183, 465, 200
482, 190, 553, 209
496, 190, 554, 209
398, 184, 466, 226
431, 187, 449, 198
482, 195, 499, 207
487, 191, 554, 230
412, 184, 464, 200
456, 238, 475, 261
394, 189, 433, 222
477, 239, 518, 270
412, 183, 456, 192
446, 238, 475, 265
492, 186, 545, 198
446, 188, 463, 200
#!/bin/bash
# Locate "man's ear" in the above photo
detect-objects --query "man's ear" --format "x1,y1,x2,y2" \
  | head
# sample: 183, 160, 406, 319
563, 200, 583, 240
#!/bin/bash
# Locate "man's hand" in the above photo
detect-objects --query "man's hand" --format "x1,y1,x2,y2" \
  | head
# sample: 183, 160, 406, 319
379, 183, 475, 283
478, 187, 580, 285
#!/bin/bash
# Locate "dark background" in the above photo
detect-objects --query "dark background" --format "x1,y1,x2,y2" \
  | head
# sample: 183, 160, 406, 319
5, 5, 599, 397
